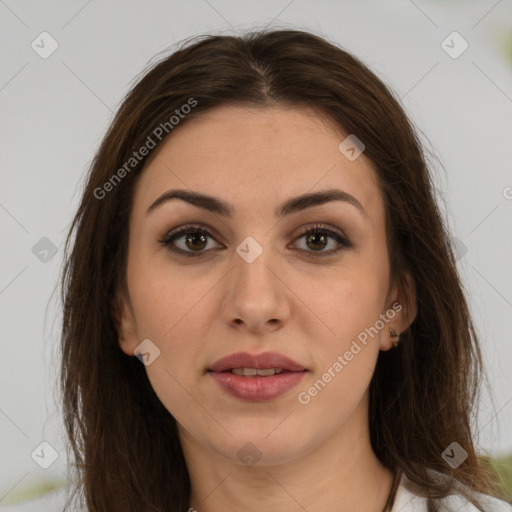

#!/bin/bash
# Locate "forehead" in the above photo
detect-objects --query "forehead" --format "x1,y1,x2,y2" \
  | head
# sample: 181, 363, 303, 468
132, 105, 383, 220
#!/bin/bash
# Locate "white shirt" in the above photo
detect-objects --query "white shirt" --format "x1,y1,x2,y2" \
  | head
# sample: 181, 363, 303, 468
392, 473, 512, 511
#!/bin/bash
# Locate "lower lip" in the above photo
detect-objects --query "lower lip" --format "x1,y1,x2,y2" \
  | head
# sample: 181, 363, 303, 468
208, 371, 307, 401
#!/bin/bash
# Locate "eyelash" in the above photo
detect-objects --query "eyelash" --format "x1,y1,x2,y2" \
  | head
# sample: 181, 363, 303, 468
159, 223, 354, 260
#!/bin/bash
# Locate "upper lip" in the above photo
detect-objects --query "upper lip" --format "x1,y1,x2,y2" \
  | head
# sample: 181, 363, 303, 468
208, 351, 307, 372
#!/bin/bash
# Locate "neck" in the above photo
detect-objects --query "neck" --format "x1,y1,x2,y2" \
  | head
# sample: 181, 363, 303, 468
181, 405, 395, 512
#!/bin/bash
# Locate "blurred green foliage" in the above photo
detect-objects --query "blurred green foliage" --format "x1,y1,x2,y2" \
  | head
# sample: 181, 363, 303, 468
485, 453, 512, 503
500, 32, 512, 66
0, 476, 66, 506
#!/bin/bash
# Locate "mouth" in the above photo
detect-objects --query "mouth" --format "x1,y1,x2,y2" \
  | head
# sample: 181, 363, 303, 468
207, 352, 308, 401
208, 351, 307, 373
219, 367, 287, 376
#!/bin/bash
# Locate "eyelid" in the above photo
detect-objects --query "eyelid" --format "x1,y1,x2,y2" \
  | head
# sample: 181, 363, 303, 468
158, 224, 223, 258
290, 223, 353, 258
158, 222, 353, 258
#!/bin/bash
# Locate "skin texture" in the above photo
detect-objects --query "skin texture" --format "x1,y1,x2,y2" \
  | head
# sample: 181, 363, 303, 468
115, 105, 417, 511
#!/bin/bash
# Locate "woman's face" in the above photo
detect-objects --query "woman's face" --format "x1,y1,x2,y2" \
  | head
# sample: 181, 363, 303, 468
116, 105, 414, 466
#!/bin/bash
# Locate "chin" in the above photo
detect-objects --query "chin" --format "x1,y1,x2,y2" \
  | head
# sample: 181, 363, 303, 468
210, 427, 310, 467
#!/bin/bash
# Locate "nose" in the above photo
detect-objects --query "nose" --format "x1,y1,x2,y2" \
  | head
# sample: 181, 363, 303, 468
221, 246, 291, 334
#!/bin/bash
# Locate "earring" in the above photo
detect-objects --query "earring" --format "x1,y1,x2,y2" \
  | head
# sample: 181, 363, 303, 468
389, 327, 400, 348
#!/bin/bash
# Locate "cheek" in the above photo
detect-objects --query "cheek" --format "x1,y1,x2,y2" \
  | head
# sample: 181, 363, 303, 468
295, 273, 384, 414
310, 266, 387, 345
126, 255, 214, 385
126, 247, 209, 338
295, 348, 377, 435
300, 258, 388, 403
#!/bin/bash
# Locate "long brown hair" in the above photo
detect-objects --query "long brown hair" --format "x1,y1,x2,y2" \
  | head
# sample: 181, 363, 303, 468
60, 29, 499, 511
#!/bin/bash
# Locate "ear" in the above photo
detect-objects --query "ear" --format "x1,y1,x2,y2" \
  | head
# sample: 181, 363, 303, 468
112, 290, 139, 356
380, 271, 417, 351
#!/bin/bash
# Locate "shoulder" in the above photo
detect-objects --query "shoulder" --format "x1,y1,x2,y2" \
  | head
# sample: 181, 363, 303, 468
391, 472, 512, 512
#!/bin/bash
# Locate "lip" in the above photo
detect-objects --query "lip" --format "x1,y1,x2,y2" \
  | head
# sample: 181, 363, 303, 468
208, 351, 306, 373
208, 351, 307, 401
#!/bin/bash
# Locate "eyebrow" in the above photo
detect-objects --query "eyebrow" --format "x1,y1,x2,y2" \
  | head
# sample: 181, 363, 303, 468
145, 188, 367, 219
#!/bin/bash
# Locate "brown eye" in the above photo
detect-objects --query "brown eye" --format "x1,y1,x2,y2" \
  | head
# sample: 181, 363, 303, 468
183, 232, 208, 251
159, 225, 222, 257
305, 232, 329, 251
292, 224, 354, 258
159, 223, 353, 259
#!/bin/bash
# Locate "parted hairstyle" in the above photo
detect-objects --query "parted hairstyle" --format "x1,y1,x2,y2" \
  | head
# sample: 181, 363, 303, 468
60, 28, 500, 511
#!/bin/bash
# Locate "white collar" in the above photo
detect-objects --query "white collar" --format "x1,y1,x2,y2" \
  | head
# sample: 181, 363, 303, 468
390, 473, 428, 512
391, 472, 512, 512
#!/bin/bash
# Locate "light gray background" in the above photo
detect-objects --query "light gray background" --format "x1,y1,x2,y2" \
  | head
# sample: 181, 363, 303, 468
1, 1, 511, 509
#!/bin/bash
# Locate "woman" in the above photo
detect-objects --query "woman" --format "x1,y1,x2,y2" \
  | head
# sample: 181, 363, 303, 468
60, 29, 512, 511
